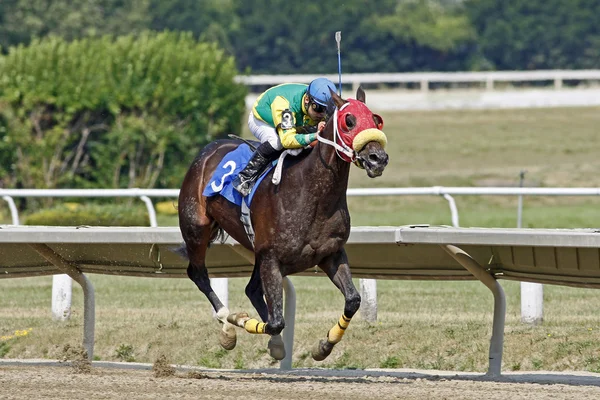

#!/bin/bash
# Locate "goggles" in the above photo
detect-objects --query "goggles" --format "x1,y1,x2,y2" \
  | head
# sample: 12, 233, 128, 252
310, 102, 326, 114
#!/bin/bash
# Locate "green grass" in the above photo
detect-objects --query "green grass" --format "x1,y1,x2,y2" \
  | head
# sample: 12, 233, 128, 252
157, 198, 600, 229
3, 106, 600, 372
1, 275, 599, 372
159, 106, 600, 229
3, 106, 600, 228
356, 106, 600, 189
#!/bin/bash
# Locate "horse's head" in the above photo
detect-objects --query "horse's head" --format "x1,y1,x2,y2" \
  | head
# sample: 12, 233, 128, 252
324, 87, 389, 178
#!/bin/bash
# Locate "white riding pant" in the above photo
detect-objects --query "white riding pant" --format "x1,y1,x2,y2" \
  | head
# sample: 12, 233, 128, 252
248, 111, 283, 151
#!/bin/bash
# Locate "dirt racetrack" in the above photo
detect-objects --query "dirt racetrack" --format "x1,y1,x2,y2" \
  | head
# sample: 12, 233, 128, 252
1, 360, 600, 400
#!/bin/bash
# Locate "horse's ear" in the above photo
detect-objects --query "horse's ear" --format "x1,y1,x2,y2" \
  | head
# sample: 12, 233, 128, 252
330, 87, 346, 108
356, 86, 366, 103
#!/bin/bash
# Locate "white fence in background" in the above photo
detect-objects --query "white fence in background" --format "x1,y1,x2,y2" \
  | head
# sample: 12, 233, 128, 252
5, 186, 600, 228
3, 186, 600, 324
235, 69, 600, 92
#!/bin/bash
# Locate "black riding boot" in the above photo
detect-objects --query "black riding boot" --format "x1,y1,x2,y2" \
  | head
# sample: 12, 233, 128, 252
233, 142, 280, 196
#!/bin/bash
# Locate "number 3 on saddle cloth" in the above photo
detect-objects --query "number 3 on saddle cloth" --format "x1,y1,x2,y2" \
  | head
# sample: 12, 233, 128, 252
203, 144, 276, 208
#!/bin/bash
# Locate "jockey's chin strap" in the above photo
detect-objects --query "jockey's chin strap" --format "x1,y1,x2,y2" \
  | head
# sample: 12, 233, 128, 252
316, 105, 356, 162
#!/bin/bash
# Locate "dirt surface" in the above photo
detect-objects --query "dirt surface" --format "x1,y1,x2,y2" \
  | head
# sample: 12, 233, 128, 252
2, 360, 600, 400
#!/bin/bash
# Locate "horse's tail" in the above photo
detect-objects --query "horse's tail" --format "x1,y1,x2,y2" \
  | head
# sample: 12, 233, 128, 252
172, 244, 189, 260
209, 221, 227, 246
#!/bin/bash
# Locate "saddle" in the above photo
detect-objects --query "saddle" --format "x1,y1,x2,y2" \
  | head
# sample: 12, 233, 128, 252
202, 144, 272, 207
203, 143, 304, 247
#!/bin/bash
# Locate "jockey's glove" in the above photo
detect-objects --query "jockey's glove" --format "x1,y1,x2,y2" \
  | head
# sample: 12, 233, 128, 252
305, 133, 318, 148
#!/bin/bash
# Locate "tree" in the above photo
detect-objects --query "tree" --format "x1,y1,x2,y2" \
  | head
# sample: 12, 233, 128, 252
148, 0, 240, 55
231, 0, 477, 74
465, 0, 600, 70
0, 0, 151, 51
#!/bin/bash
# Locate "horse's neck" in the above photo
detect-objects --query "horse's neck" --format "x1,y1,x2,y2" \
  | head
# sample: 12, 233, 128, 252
307, 127, 351, 198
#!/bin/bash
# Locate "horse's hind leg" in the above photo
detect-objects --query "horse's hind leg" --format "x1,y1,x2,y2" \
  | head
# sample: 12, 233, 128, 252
312, 249, 361, 361
245, 266, 268, 322
228, 254, 286, 360
183, 221, 238, 350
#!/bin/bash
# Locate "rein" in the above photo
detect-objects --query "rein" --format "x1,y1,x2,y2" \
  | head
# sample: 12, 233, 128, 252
270, 109, 353, 187
316, 104, 355, 162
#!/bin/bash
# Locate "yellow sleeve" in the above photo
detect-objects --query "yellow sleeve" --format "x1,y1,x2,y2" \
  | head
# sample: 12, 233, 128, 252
271, 96, 304, 148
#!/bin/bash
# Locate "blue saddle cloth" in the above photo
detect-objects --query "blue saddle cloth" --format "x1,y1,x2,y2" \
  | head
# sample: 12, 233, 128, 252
202, 144, 275, 207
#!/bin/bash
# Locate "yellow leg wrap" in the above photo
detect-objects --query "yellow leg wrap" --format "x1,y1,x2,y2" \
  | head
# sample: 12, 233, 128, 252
244, 318, 266, 334
327, 314, 351, 344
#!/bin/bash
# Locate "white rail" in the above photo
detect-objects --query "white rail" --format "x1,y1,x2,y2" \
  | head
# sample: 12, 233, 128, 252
4, 225, 600, 375
3, 186, 598, 326
3, 187, 600, 231
235, 70, 600, 92
0, 189, 179, 228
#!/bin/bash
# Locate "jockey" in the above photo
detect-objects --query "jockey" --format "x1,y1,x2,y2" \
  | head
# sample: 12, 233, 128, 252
233, 77, 337, 196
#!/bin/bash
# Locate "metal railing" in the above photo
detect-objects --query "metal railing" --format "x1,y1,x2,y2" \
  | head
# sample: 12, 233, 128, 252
3, 186, 600, 229
3, 186, 598, 332
235, 69, 600, 92
0, 189, 178, 227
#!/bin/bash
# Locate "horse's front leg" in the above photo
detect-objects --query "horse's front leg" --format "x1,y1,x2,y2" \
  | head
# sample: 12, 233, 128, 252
227, 254, 286, 360
312, 248, 361, 361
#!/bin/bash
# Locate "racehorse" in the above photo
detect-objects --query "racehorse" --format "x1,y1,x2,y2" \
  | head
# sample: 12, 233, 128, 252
178, 87, 389, 361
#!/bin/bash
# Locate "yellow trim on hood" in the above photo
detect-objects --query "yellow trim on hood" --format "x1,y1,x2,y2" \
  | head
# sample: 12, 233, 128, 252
352, 128, 387, 153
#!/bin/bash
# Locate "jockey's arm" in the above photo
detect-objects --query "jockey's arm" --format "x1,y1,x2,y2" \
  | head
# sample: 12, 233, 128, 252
271, 96, 317, 149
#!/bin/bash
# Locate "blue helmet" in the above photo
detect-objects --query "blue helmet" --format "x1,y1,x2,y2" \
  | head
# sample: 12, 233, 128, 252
307, 78, 337, 106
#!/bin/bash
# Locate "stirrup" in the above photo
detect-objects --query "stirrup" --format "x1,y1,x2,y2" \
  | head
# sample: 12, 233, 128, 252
233, 176, 253, 197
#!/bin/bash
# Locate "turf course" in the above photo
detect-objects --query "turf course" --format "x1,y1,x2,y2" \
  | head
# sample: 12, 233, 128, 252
2, 106, 600, 372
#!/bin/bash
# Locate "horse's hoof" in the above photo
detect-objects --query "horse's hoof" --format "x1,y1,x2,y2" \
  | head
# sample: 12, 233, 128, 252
227, 312, 249, 327
219, 322, 237, 350
268, 335, 286, 360
311, 339, 333, 361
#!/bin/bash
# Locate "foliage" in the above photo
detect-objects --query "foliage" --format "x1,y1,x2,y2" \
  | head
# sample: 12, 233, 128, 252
0, 0, 151, 50
24, 203, 150, 226
148, 0, 241, 55
0, 342, 9, 357
0, 32, 246, 190
3, 1, 600, 73
358, 0, 478, 72
155, 201, 178, 215
0, 0, 483, 73
231, 0, 478, 73
115, 344, 136, 362
376, 1, 475, 52
464, 0, 600, 70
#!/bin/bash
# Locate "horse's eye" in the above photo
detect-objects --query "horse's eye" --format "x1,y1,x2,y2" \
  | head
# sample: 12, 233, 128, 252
344, 114, 356, 130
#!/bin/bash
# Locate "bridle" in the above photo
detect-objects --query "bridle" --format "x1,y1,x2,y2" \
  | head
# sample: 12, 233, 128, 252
315, 103, 356, 162
315, 100, 386, 164
274, 99, 386, 184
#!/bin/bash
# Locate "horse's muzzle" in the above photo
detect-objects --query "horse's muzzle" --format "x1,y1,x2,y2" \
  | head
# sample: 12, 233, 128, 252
357, 142, 389, 178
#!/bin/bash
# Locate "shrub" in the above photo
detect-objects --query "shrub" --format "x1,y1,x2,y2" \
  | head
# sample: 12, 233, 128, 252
155, 200, 178, 215
0, 31, 247, 190
24, 204, 150, 226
